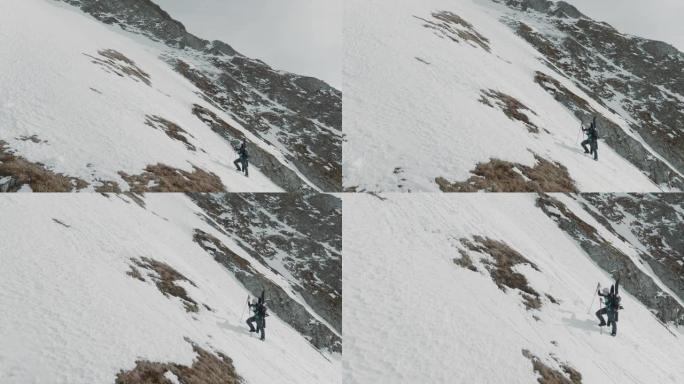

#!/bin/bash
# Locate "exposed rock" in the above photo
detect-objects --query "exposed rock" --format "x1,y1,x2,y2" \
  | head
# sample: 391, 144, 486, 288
188, 193, 342, 334
579, 193, 684, 304
193, 230, 341, 353
191, 105, 312, 191
59, 0, 342, 191
536, 194, 684, 325
501, 1, 684, 188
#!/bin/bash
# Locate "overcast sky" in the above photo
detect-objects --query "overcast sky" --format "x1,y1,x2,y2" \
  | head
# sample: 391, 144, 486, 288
563, 0, 684, 51
154, 0, 341, 88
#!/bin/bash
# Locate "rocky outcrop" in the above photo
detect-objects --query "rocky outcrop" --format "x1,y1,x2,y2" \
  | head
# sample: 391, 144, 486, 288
536, 194, 684, 325
533, 71, 684, 189
188, 193, 342, 334
194, 230, 341, 353
191, 105, 312, 192
500, 0, 684, 189
578, 194, 684, 304
60, 0, 342, 191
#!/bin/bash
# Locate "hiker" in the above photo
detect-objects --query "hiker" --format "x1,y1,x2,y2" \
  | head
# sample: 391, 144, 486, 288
581, 116, 599, 161
596, 279, 622, 336
246, 294, 267, 340
233, 139, 249, 177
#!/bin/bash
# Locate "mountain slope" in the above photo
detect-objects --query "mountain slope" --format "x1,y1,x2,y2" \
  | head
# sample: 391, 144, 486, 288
344, 193, 683, 383
0, 0, 341, 192
343, 0, 684, 192
0, 193, 341, 383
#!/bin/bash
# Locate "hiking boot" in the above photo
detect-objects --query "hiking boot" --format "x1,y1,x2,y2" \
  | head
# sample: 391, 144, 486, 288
598, 321, 606, 327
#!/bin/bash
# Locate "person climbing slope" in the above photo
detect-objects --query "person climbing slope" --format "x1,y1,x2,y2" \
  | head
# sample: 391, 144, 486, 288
581, 116, 599, 161
246, 291, 268, 341
596, 278, 622, 336
233, 138, 249, 177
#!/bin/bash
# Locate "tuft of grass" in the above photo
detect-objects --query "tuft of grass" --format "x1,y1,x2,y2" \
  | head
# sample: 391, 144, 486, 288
129, 257, 199, 313
0, 141, 88, 192
522, 349, 583, 384
459, 236, 542, 310
85, 49, 151, 86
479, 89, 540, 133
145, 115, 196, 151
119, 164, 225, 193
115, 343, 244, 384
417, 11, 491, 52
436, 154, 578, 193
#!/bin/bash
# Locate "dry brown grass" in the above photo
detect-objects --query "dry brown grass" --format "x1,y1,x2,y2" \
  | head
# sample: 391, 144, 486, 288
417, 11, 491, 52
129, 257, 199, 313
479, 89, 540, 133
115, 344, 243, 384
119, 164, 225, 193
436, 154, 578, 193
0, 141, 88, 192
85, 49, 151, 86
459, 236, 542, 310
145, 115, 196, 151
522, 349, 583, 384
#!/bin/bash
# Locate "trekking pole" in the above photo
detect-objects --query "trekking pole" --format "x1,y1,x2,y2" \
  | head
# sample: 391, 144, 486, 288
240, 295, 249, 322
577, 124, 582, 144
587, 283, 599, 314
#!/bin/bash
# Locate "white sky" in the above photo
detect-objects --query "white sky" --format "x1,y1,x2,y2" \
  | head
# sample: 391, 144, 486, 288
154, 0, 342, 89
563, 0, 684, 51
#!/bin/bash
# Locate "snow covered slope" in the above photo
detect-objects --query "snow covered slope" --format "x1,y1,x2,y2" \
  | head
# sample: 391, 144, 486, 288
343, 0, 684, 193
0, 0, 341, 193
0, 193, 341, 383
344, 193, 684, 383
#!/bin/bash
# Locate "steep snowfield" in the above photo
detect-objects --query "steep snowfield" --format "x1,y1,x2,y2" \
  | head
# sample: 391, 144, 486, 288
343, 193, 684, 383
0, 0, 314, 192
0, 194, 340, 383
343, 0, 676, 192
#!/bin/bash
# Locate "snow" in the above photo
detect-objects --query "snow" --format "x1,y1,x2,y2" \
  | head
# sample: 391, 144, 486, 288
343, 0, 671, 192
343, 193, 684, 383
0, 193, 340, 383
0, 0, 297, 192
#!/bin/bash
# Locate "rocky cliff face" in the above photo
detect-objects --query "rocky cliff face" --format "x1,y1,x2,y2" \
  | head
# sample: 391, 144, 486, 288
59, 0, 342, 191
189, 192, 342, 351
537, 193, 684, 326
497, 0, 684, 189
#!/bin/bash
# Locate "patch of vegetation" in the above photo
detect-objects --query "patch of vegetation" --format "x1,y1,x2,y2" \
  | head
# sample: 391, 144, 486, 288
84, 49, 151, 86
479, 89, 541, 133
458, 236, 542, 310
115, 342, 243, 384
436, 154, 578, 193
119, 164, 225, 193
416, 11, 491, 52
0, 141, 88, 192
128, 257, 199, 313
145, 115, 196, 151
522, 349, 583, 384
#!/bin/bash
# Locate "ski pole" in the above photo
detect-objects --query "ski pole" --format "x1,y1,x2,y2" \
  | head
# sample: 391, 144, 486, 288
240, 295, 249, 322
587, 283, 599, 314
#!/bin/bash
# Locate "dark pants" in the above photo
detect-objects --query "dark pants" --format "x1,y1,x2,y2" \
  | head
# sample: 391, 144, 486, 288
233, 157, 249, 176
246, 316, 265, 340
596, 308, 617, 335
581, 139, 598, 160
